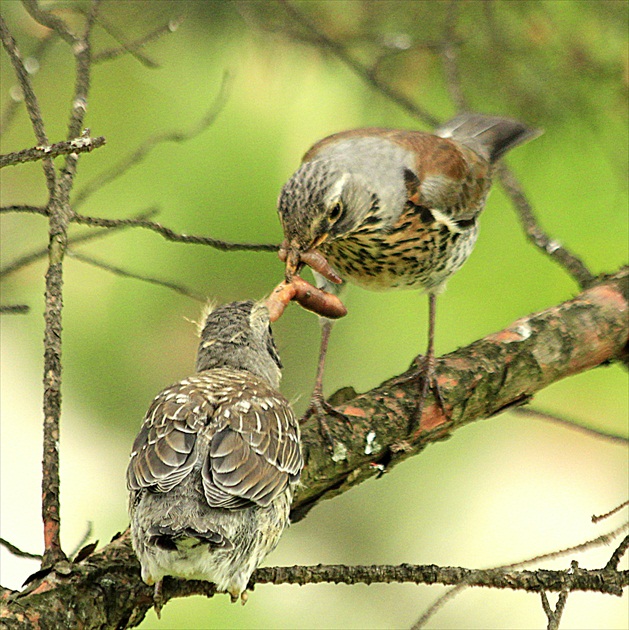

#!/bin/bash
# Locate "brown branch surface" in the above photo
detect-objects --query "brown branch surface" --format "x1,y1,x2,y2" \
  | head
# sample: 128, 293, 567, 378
0, 135, 106, 168
293, 267, 628, 521
0, 269, 626, 627
39, 0, 100, 568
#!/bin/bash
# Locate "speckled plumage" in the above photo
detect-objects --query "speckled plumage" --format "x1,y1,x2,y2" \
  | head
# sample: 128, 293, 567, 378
277, 115, 541, 423
278, 117, 539, 293
127, 301, 303, 605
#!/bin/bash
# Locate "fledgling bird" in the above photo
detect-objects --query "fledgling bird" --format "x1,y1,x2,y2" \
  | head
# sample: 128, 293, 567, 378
277, 114, 541, 425
127, 300, 303, 612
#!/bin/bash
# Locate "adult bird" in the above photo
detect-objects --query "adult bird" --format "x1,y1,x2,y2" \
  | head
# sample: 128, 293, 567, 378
277, 114, 541, 430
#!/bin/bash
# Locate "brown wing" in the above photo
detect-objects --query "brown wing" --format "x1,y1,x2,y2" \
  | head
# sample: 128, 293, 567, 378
126, 369, 303, 510
202, 380, 302, 509
126, 377, 215, 493
302, 127, 490, 221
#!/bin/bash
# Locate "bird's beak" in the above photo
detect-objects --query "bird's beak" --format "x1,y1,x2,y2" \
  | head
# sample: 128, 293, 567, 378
278, 238, 342, 285
278, 240, 302, 282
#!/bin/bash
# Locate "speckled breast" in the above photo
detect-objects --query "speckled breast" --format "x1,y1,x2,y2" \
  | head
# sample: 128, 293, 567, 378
322, 215, 479, 292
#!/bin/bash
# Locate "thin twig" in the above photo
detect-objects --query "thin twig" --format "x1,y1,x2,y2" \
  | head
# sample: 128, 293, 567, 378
0, 537, 42, 560
0, 205, 47, 215
441, 0, 468, 111
0, 13, 56, 194
68, 250, 206, 302
0, 207, 159, 279
92, 16, 184, 66
72, 70, 233, 209
412, 520, 629, 628
511, 407, 628, 445
278, 0, 439, 128
497, 163, 595, 289
73, 213, 278, 252
593, 500, 629, 524
0, 32, 54, 136
0, 135, 106, 168
68, 522, 93, 559
605, 535, 629, 571
21, 0, 78, 46
541, 588, 569, 630
0, 304, 30, 314
39, 0, 102, 568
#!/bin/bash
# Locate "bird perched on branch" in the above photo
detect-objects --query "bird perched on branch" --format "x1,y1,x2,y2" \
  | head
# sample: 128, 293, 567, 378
278, 114, 541, 429
127, 300, 303, 612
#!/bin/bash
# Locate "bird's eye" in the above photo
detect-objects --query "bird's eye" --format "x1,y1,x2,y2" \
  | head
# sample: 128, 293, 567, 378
329, 200, 344, 223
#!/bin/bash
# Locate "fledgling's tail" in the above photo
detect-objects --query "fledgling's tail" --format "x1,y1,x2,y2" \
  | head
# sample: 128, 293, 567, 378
435, 113, 542, 163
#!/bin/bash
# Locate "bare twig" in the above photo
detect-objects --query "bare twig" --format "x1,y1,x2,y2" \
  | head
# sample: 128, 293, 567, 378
72, 70, 233, 209
497, 163, 595, 289
0, 304, 30, 314
0, 205, 47, 215
73, 213, 278, 252
540, 587, 569, 630
605, 535, 629, 571
441, 0, 468, 111
0, 32, 54, 136
21, 0, 78, 46
277, 0, 439, 128
0, 135, 106, 168
0, 13, 55, 193
39, 0, 102, 568
0, 208, 159, 280
511, 407, 628, 445
92, 16, 184, 66
68, 522, 93, 559
412, 521, 629, 628
68, 250, 206, 302
0, 537, 42, 560
593, 500, 629, 524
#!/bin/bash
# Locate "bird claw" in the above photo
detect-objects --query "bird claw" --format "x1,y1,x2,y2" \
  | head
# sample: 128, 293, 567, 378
153, 580, 164, 619
399, 355, 447, 434
409, 356, 448, 433
301, 392, 351, 452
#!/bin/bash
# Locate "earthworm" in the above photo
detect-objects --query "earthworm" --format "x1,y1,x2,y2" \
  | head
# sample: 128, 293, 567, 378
278, 242, 342, 285
266, 276, 347, 322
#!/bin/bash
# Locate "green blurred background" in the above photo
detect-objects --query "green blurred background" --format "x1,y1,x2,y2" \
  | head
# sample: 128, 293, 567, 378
1, 1, 627, 628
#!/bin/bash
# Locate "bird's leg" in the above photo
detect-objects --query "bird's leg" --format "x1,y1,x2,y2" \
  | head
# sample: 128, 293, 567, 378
153, 580, 164, 619
301, 319, 350, 448
409, 292, 446, 433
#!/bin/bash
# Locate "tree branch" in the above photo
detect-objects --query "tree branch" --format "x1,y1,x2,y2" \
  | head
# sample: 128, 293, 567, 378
277, 0, 440, 127
0, 12, 56, 193
1, 269, 626, 627
0, 135, 106, 168
39, 0, 101, 568
497, 163, 596, 289
293, 267, 628, 521
91, 16, 184, 66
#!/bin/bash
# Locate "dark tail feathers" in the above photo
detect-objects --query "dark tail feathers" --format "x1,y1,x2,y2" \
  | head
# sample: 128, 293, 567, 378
435, 113, 542, 163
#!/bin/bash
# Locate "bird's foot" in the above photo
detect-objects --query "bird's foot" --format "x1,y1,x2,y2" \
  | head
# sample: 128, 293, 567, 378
153, 580, 164, 619
301, 391, 352, 453
399, 355, 447, 434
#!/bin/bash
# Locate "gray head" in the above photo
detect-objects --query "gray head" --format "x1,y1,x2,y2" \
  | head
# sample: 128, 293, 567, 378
195, 300, 282, 389
277, 159, 379, 253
